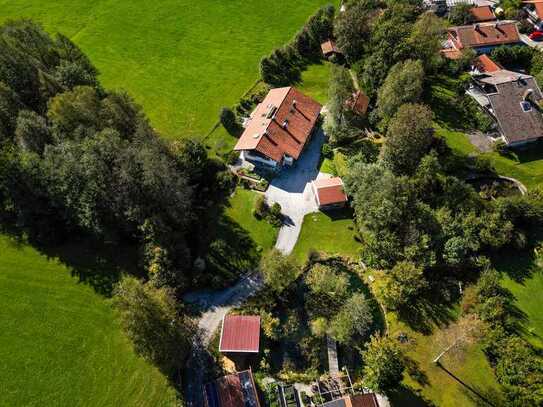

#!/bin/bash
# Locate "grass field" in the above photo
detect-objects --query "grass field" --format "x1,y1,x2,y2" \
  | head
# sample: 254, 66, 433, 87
0, 0, 331, 140
496, 251, 543, 349
291, 210, 360, 264
0, 235, 176, 407
297, 62, 331, 104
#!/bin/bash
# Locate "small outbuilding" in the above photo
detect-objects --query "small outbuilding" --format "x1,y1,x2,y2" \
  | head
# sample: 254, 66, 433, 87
312, 177, 348, 210
321, 40, 342, 59
346, 90, 370, 116
219, 315, 261, 354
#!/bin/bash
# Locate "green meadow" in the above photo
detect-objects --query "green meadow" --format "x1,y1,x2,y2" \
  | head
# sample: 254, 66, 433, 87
0, 0, 331, 140
0, 235, 177, 406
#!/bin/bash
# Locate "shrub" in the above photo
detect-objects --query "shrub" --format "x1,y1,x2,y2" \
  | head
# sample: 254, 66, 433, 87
321, 143, 334, 159
253, 195, 268, 219
220, 107, 242, 136
225, 150, 240, 165
268, 202, 283, 226
494, 140, 509, 156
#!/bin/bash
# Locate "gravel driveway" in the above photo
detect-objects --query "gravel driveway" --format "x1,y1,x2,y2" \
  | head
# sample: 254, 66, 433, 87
266, 129, 324, 254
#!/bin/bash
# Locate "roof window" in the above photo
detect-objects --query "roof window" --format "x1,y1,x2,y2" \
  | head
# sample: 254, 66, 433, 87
521, 101, 532, 112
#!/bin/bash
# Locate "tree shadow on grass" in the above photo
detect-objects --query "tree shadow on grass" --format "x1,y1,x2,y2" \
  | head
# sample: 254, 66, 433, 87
387, 384, 437, 407
2, 229, 138, 297
203, 215, 261, 288
437, 363, 506, 407
398, 299, 457, 335
493, 249, 540, 284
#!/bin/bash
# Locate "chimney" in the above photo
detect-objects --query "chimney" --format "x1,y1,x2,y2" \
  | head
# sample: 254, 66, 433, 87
282, 119, 289, 129
292, 99, 297, 109
523, 88, 534, 102
474, 24, 481, 32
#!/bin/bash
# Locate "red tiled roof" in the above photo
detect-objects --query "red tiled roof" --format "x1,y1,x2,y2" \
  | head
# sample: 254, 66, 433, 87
347, 91, 370, 115
234, 87, 322, 162
313, 177, 348, 207
203, 370, 261, 407
449, 21, 520, 49
470, 6, 496, 22
349, 393, 380, 407
219, 315, 260, 353
321, 40, 340, 56
474, 54, 502, 72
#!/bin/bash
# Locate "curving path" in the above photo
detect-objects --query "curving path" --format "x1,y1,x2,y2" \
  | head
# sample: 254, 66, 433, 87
183, 130, 325, 405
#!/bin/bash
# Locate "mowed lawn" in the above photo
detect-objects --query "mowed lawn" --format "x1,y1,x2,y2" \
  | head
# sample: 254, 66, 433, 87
292, 210, 360, 264
497, 251, 543, 349
225, 188, 278, 251
0, 0, 332, 140
0, 235, 176, 407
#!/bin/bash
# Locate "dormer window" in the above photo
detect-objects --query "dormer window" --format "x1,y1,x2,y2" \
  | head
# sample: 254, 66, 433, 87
521, 101, 532, 112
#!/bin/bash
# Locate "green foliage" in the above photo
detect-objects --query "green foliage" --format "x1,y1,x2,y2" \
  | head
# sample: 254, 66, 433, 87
268, 202, 283, 227
14, 110, 50, 154
335, 0, 378, 62
376, 59, 424, 122
306, 263, 349, 299
448, 3, 475, 25
380, 261, 427, 309
253, 195, 270, 219
220, 106, 242, 137
490, 45, 535, 72
381, 103, 434, 175
409, 12, 446, 71
260, 249, 299, 292
113, 276, 193, 377
330, 293, 373, 344
325, 64, 357, 145
361, 2, 421, 96
362, 335, 405, 393
321, 143, 334, 159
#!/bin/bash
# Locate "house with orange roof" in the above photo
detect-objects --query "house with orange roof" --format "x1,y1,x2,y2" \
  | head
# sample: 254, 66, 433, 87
442, 21, 522, 58
234, 87, 322, 168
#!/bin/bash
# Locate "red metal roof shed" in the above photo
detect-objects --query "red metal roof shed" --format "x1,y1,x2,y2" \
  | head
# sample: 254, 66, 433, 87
219, 315, 261, 353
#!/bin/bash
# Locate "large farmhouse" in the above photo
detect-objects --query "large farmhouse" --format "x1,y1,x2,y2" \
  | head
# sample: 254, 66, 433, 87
234, 87, 322, 168
467, 64, 543, 145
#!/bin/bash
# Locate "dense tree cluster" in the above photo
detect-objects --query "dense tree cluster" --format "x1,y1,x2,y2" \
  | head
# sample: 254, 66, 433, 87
0, 20, 233, 292
260, 5, 335, 86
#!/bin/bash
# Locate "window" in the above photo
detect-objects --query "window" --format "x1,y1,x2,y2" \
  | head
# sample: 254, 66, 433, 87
521, 101, 532, 112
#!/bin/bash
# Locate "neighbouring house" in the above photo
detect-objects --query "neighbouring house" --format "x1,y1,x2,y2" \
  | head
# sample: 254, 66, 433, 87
219, 315, 260, 354
472, 53, 502, 73
312, 177, 348, 210
319, 393, 380, 407
346, 90, 370, 116
442, 21, 522, 58
523, 0, 543, 22
469, 5, 496, 22
234, 87, 322, 169
467, 64, 543, 145
321, 40, 342, 59
203, 369, 261, 407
